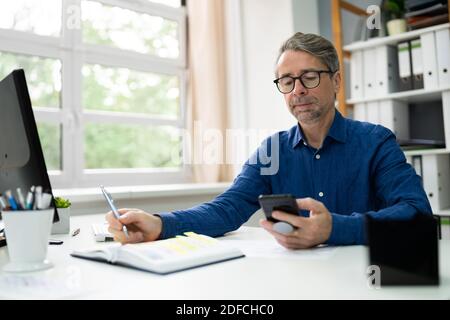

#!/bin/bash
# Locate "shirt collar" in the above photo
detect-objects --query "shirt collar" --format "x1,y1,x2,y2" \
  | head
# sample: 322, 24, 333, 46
289, 108, 347, 149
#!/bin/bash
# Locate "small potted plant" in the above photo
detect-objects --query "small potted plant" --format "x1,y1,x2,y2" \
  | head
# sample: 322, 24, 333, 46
51, 196, 72, 234
383, 0, 407, 35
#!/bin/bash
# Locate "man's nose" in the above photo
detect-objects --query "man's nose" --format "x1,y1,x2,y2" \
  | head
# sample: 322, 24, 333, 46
292, 78, 307, 95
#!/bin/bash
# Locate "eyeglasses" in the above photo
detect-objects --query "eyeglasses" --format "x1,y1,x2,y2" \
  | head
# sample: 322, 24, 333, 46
273, 70, 335, 94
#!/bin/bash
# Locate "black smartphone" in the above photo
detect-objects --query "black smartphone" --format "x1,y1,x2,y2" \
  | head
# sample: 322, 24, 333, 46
258, 194, 299, 222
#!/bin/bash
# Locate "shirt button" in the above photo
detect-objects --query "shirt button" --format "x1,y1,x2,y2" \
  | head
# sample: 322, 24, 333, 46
315, 154, 321, 160
303, 141, 307, 146
319, 192, 324, 197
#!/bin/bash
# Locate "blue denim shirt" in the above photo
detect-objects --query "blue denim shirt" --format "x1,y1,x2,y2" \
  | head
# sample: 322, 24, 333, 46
158, 110, 432, 245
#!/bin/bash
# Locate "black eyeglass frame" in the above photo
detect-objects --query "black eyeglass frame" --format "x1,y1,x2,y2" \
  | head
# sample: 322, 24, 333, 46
273, 70, 336, 93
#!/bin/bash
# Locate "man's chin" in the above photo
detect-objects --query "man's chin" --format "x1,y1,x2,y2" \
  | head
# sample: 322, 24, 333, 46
293, 109, 321, 124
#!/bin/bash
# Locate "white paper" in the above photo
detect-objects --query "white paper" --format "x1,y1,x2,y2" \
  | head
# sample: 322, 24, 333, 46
0, 271, 87, 299
223, 239, 336, 260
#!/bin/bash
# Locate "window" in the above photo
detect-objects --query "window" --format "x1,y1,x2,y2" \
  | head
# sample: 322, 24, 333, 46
0, 0, 188, 187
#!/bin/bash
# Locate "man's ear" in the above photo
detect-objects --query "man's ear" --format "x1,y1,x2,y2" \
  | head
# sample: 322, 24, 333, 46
333, 71, 341, 94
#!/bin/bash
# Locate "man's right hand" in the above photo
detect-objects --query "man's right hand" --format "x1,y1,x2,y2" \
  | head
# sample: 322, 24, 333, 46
105, 208, 162, 244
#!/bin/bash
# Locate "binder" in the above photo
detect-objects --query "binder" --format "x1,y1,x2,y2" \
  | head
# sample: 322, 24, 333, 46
363, 48, 378, 98
366, 101, 379, 124
411, 155, 423, 177
350, 50, 364, 99
420, 31, 439, 89
353, 103, 366, 121
378, 100, 409, 140
410, 38, 424, 90
421, 154, 450, 213
443, 91, 450, 149
397, 41, 413, 91
405, 155, 412, 166
376, 45, 400, 95
435, 28, 450, 87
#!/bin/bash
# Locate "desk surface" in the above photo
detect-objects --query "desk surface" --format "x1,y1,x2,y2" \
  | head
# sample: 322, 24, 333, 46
0, 214, 449, 300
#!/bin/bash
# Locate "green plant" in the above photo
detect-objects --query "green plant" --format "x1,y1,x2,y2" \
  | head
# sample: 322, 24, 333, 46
383, 0, 405, 20
54, 196, 71, 208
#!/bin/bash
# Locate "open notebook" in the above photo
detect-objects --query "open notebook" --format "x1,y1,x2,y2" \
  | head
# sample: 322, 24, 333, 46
71, 232, 245, 274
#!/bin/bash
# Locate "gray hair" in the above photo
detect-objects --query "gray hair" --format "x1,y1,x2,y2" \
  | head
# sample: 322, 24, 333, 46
275, 32, 340, 76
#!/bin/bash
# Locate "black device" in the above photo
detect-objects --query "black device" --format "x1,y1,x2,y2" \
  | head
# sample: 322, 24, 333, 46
366, 213, 439, 286
0, 69, 58, 223
258, 194, 299, 222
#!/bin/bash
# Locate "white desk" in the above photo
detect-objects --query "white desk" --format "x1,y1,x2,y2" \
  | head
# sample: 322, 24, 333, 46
0, 213, 449, 300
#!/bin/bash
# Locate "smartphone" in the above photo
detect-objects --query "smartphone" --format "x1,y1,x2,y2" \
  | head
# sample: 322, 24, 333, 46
258, 194, 299, 222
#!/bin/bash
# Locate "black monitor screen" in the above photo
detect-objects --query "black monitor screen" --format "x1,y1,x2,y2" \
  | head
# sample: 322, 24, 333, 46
0, 69, 58, 222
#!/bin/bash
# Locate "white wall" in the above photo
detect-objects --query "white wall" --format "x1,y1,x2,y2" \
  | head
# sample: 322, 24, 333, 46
292, 0, 320, 34
224, 0, 297, 226
225, 0, 297, 178
240, 0, 296, 134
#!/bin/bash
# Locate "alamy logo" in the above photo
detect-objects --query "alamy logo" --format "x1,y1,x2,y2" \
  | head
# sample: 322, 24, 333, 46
366, 5, 381, 30
367, 265, 381, 289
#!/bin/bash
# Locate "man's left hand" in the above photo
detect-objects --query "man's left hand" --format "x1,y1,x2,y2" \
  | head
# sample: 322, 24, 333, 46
259, 197, 332, 249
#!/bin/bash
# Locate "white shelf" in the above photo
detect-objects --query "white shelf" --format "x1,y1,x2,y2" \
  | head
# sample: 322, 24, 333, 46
344, 23, 450, 52
436, 208, 450, 216
347, 86, 450, 105
403, 148, 450, 156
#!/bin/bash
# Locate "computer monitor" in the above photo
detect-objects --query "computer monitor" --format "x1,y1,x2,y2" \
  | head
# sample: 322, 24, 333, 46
0, 69, 58, 222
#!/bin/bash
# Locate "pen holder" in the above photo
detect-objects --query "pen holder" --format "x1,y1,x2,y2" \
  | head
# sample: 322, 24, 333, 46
2, 209, 54, 273
51, 207, 70, 234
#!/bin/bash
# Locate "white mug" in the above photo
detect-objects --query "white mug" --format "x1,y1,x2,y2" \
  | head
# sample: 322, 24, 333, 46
2, 209, 54, 272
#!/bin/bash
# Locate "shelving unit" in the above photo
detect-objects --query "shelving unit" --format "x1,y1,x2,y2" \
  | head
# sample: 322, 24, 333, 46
343, 23, 450, 51
347, 85, 450, 105
344, 22, 450, 218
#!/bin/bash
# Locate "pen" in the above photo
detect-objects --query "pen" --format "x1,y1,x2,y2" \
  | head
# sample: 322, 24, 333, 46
0, 195, 7, 211
34, 186, 42, 210
40, 192, 52, 210
72, 228, 80, 237
25, 186, 35, 210
5, 190, 18, 211
100, 185, 129, 239
16, 188, 26, 210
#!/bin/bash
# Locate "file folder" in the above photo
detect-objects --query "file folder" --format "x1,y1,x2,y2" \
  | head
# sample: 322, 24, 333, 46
353, 103, 366, 122
435, 28, 450, 87
443, 91, 450, 146
411, 155, 423, 177
363, 48, 378, 98
420, 31, 439, 89
378, 100, 409, 140
350, 50, 364, 99
397, 41, 413, 91
410, 38, 424, 89
376, 45, 400, 95
366, 101, 379, 124
421, 154, 450, 213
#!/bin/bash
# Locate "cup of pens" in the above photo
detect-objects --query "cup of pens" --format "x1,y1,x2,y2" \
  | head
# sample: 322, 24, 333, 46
1, 187, 55, 273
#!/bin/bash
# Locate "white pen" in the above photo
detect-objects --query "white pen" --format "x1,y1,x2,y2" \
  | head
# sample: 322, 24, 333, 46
34, 186, 42, 210
16, 188, 26, 210
25, 186, 35, 210
40, 193, 52, 209
0, 195, 7, 210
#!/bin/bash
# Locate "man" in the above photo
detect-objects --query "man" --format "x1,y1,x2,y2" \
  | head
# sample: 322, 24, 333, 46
107, 32, 431, 249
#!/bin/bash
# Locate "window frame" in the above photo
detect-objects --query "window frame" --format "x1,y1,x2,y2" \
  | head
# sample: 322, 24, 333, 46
0, 0, 190, 188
